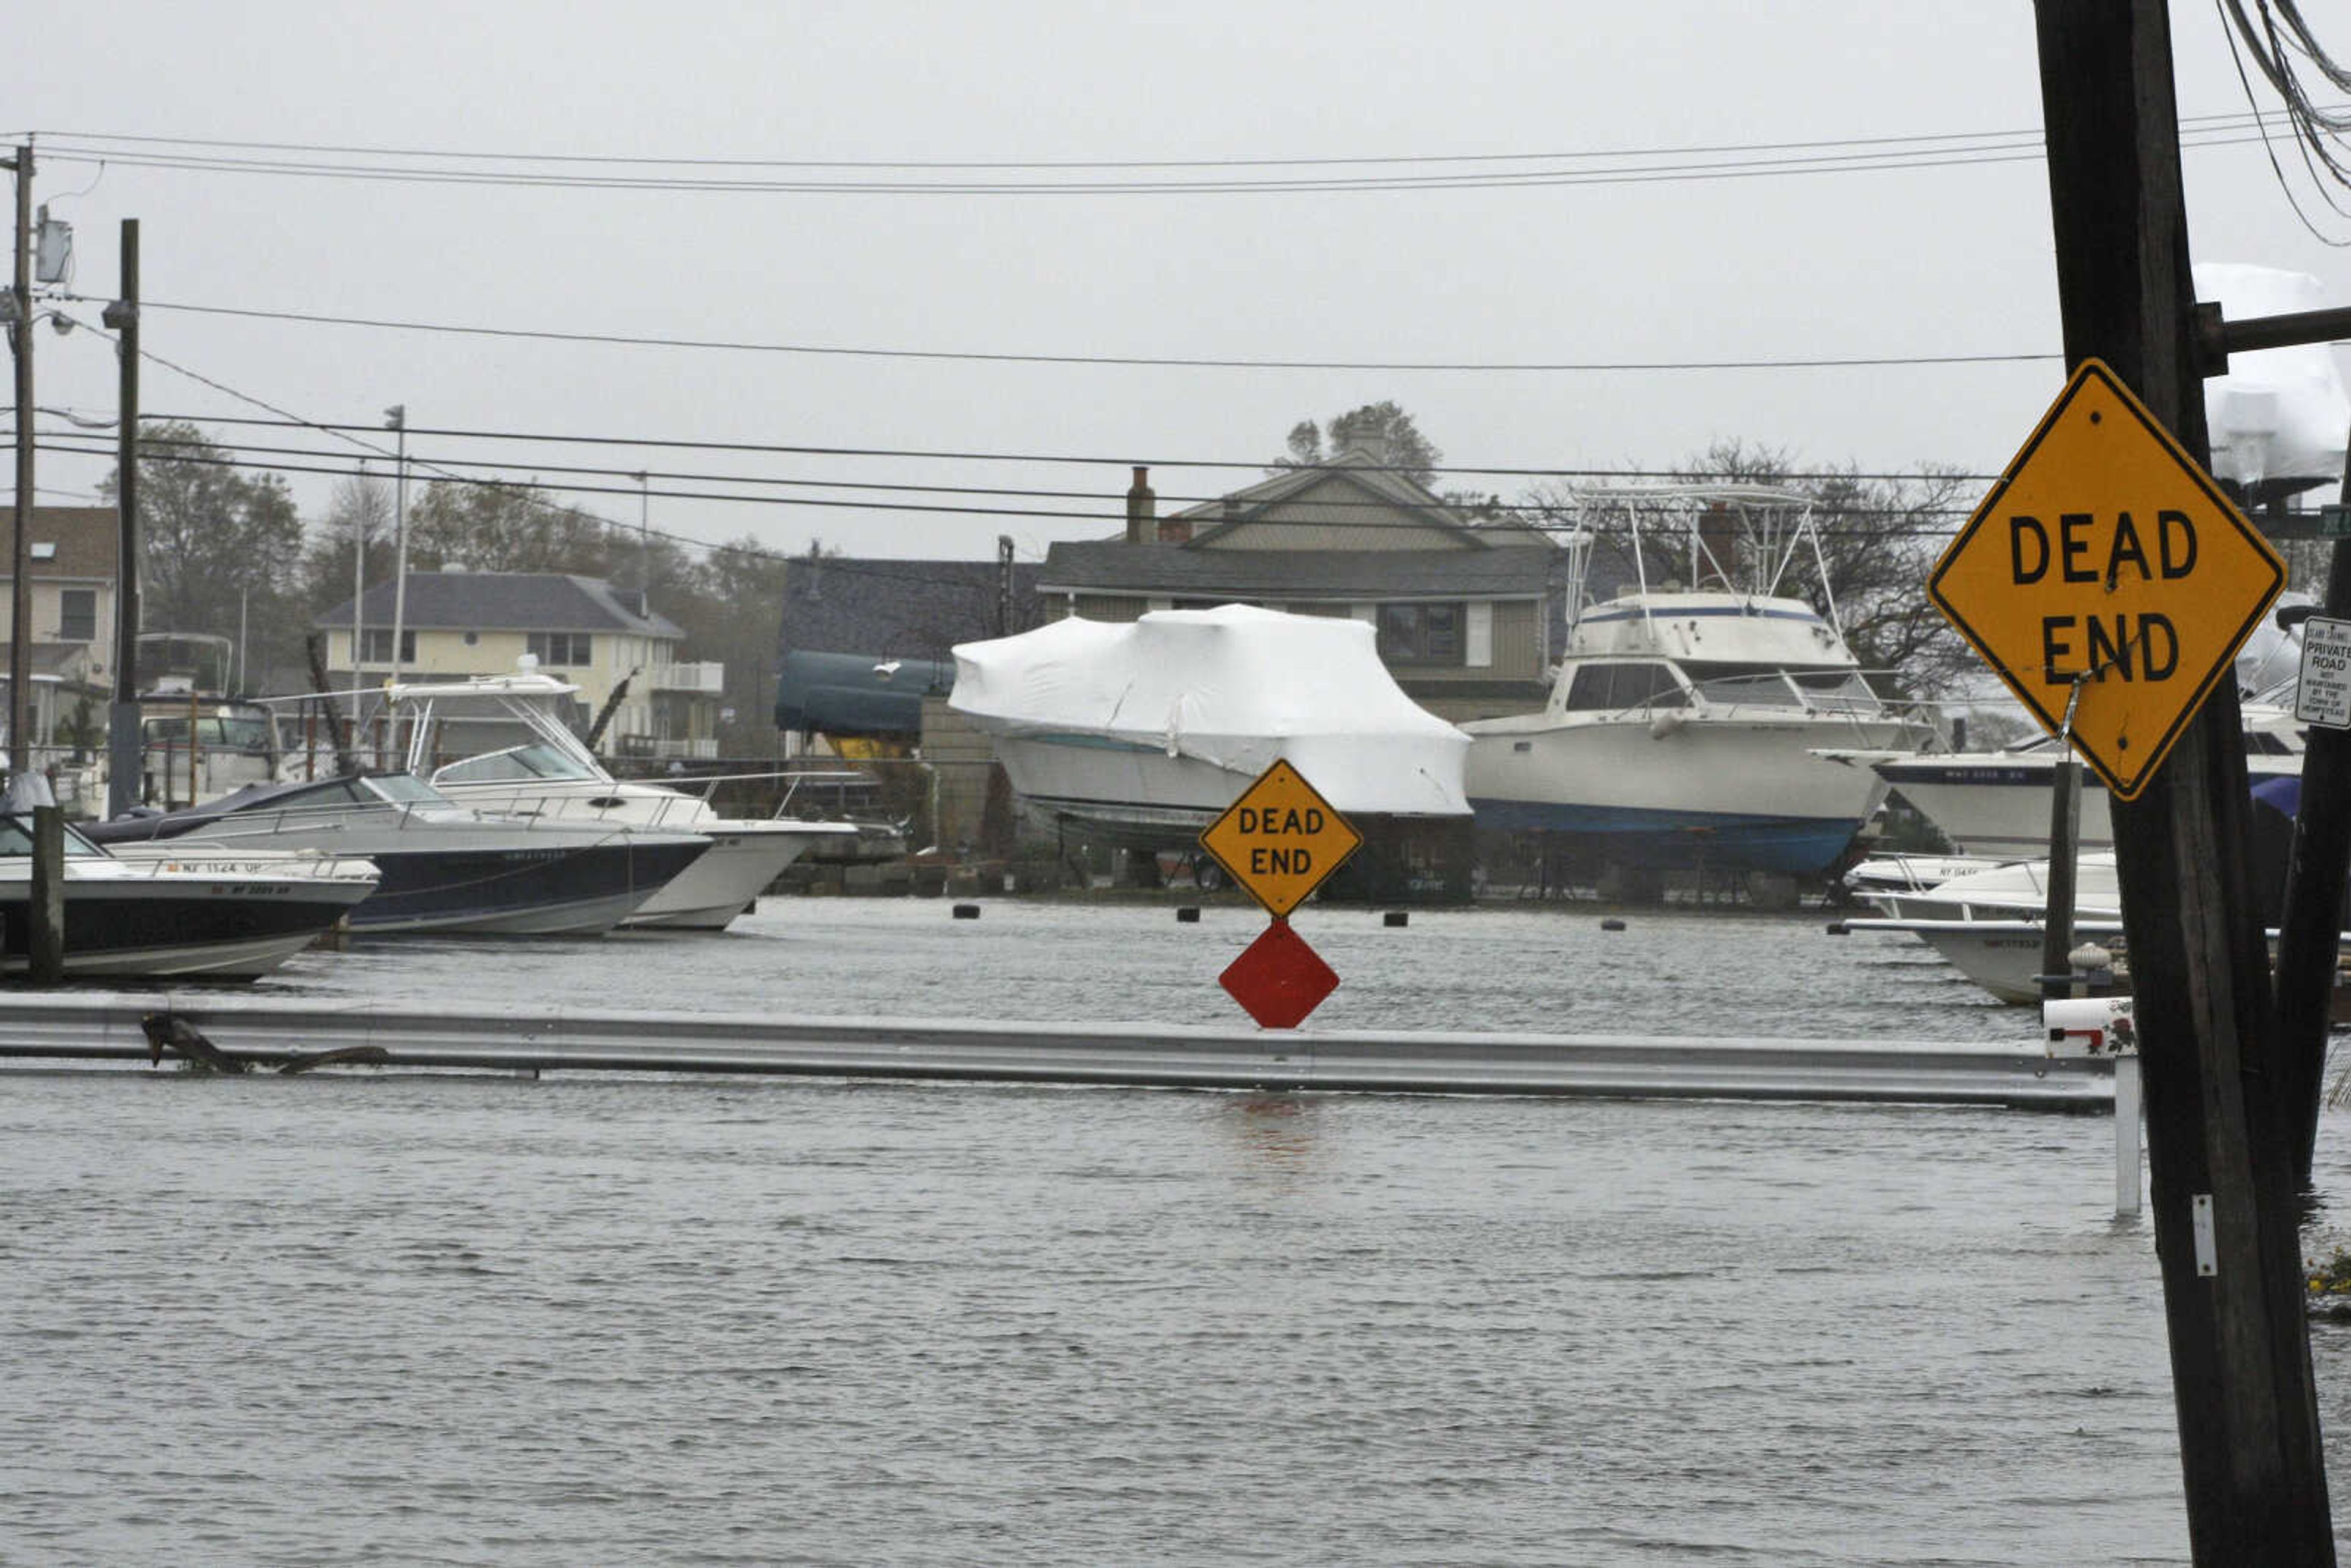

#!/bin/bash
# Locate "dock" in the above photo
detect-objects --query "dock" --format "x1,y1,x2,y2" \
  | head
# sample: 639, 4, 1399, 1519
0, 992, 2112, 1109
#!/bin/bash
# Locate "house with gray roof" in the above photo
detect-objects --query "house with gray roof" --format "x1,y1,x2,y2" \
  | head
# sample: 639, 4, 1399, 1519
315, 569, 724, 758
1039, 445, 1565, 723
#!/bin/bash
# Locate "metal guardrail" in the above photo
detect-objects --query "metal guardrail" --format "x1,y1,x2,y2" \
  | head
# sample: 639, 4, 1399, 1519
0, 992, 2114, 1108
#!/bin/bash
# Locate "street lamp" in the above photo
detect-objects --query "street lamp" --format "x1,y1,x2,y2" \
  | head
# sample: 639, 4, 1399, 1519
385, 405, 408, 688
351, 456, 368, 687
633, 470, 650, 612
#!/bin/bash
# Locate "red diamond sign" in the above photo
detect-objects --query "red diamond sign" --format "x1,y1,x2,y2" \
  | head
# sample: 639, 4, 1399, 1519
1218, 917, 1339, 1029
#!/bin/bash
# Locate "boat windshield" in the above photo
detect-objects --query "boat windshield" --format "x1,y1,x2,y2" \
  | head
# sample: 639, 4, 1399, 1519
436, 743, 599, 785
142, 711, 277, 753
1688, 666, 1806, 707
1790, 669, 1884, 711
0, 814, 108, 858
362, 773, 454, 807
1687, 664, 1880, 710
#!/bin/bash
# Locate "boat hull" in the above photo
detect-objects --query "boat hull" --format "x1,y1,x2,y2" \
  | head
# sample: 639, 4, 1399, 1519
1464, 714, 1917, 876
624, 826, 836, 930
992, 733, 1475, 902
1874, 754, 2301, 859
0, 869, 373, 981
422, 768, 862, 931
89, 816, 711, 937
350, 838, 710, 935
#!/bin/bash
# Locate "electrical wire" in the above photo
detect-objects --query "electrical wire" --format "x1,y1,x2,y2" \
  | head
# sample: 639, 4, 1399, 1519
116, 410, 2006, 486
75, 296, 2063, 375
24, 112, 2306, 196
23, 430, 1987, 541
37, 427, 1990, 522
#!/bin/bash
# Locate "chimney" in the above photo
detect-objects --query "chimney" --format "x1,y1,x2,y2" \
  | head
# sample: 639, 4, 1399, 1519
1158, 510, 1193, 544
1353, 432, 1389, 467
1125, 465, 1155, 544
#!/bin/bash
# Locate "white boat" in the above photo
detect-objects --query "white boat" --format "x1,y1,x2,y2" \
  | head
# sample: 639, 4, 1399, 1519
950, 605, 1475, 898
83, 772, 711, 937
0, 808, 379, 980
1839, 913, 2129, 1005
1462, 486, 1941, 882
380, 666, 860, 930
1852, 850, 2134, 926
1869, 702, 2304, 859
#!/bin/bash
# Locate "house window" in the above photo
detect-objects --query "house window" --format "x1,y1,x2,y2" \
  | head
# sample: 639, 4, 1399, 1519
359, 628, 416, 663
1376, 602, 1464, 665
58, 588, 95, 643
528, 631, 593, 667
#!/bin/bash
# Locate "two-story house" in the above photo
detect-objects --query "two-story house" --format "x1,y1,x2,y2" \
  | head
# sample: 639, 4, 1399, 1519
315, 569, 724, 759
0, 506, 123, 759
1036, 443, 1564, 724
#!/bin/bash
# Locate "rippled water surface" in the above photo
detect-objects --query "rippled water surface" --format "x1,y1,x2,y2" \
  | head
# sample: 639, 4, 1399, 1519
5, 898, 2349, 1565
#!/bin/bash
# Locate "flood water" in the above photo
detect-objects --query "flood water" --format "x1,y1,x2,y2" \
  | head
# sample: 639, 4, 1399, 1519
4, 898, 2348, 1564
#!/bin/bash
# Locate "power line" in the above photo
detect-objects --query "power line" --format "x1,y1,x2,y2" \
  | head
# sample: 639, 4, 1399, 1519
40, 424, 1997, 513
32, 110, 2298, 170
118, 411, 2004, 485
26, 113, 2303, 196
24, 432, 1990, 541
80, 296, 2063, 375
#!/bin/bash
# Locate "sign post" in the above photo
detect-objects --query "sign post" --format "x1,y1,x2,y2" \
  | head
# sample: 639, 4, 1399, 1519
1199, 759, 1362, 1029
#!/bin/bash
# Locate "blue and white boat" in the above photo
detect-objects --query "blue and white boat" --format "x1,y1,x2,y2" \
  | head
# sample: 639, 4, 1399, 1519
1462, 487, 1941, 882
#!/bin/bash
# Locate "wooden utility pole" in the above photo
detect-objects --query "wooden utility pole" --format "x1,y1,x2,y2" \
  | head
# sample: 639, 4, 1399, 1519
103, 219, 141, 819
2032, 4, 2333, 1560
8, 141, 31, 776
2273, 486, 2351, 1185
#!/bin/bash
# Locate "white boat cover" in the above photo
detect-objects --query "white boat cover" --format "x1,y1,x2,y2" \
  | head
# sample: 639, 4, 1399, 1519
950, 606, 1472, 816
2197, 263, 2350, 493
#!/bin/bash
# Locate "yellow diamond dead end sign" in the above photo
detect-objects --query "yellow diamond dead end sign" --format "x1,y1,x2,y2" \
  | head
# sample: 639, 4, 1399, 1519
1199, 759, 1362, 918
1928, 358, 2285, 801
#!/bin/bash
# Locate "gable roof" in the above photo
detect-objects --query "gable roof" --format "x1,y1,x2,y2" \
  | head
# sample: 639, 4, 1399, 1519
0, 507, 120, 580
1040, 541, 1558, 599
1174, 446, 1491, 546
313, 572, 683, 638
780, 555, 1045, 666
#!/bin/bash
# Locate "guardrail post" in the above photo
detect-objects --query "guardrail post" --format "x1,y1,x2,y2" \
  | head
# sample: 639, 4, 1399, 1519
2116, 1054, 2143, 1217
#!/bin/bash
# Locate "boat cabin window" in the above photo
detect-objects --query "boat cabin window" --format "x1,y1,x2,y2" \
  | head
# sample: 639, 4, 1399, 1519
1562, 662, 1688, 711
0, 814, 105, 857
142, 713, 277, 754
1685, 664, 1805, 707
437, 743, 596, 784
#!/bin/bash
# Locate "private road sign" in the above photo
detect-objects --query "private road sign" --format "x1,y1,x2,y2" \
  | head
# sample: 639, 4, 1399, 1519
1927, 358, 2286, 801
1199, 758, 1363, 919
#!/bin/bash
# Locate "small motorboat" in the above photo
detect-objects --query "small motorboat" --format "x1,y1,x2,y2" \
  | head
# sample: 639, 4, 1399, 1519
380, 664, 860, 930
0, 805, 378, 981
83, 771, 710, 937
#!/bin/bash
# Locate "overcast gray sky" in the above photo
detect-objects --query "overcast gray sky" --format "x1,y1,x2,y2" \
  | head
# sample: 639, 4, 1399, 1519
7, 1, 2348, 564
